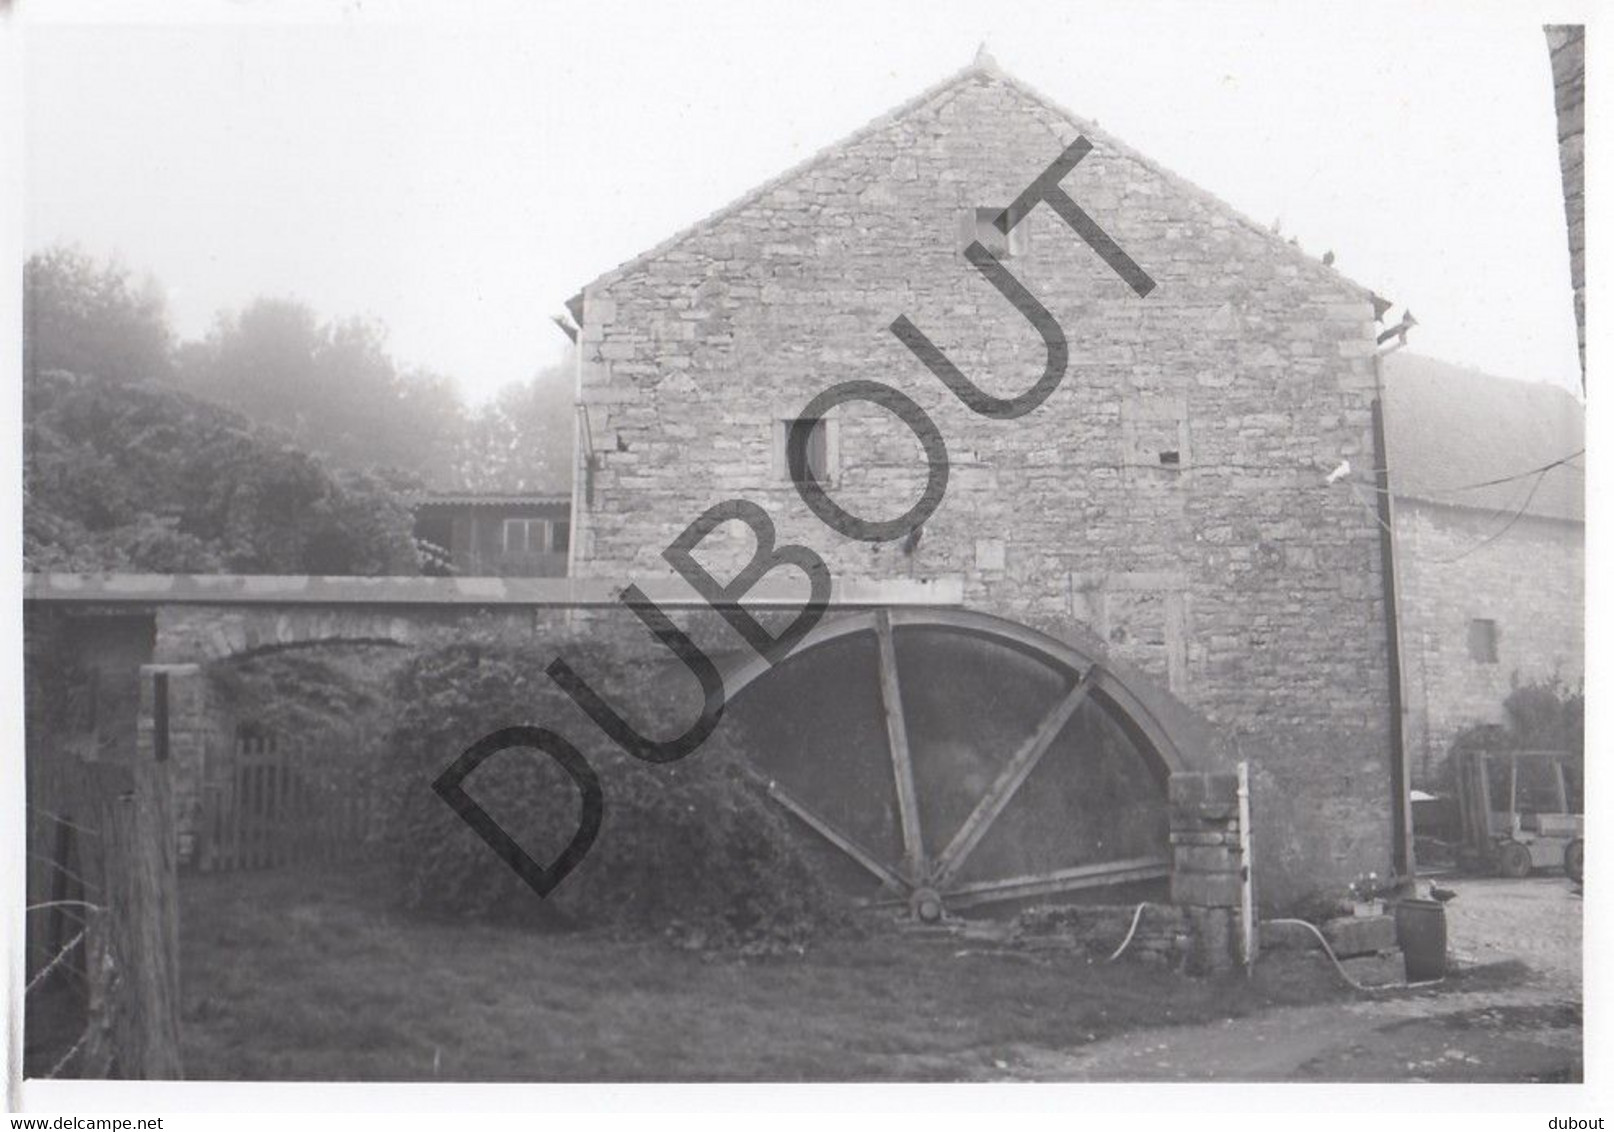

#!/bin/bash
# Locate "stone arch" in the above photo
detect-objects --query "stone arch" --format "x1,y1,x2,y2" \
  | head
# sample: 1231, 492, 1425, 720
720, 606, 1195, 777
154, 606, 419, 665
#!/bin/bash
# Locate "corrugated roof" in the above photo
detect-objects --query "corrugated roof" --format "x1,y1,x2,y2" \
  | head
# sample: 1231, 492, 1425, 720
411, 492, 570, 510
1382, 352, 1584, 523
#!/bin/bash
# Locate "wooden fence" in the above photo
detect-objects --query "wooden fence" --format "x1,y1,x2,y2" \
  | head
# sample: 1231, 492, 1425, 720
198, 734, 376, 872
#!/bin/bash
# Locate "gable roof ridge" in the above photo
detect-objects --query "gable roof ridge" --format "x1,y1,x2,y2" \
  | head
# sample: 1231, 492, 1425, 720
571, 53, 1377, 313
570, 59, 990, 308
987, 66, 1375, 299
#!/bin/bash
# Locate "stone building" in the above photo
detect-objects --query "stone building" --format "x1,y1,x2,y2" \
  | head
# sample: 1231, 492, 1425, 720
562, 51, 1403, 907
1383, 352, 1585, 785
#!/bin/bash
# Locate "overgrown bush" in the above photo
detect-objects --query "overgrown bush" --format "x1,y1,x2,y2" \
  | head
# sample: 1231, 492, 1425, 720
1501, 676, 1582, 754
25, 369, 421, 574
1449, 676, 1584, 763
1446, 676, 1584, 804
379, 640, 845, 950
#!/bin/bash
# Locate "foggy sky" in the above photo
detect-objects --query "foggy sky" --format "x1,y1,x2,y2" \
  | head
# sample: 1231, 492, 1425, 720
21, 0, 1584, 404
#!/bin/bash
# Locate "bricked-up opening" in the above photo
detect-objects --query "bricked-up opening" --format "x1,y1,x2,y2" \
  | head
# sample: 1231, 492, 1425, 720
1121, 397, 1189, 475
780, 418, 832, 484
1467, 618, 1499, 664
973, 207, 1026, 258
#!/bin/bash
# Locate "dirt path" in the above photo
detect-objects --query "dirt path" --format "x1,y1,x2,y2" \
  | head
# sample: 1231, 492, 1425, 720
994, 877, 1583, 1082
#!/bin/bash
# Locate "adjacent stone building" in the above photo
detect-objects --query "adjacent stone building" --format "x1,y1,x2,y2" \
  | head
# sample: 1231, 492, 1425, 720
1383, 352, 1585, 785
563, 52, 1401, 906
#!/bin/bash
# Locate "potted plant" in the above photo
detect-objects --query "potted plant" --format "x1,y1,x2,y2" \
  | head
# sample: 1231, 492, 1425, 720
1348, 871, 1386, 916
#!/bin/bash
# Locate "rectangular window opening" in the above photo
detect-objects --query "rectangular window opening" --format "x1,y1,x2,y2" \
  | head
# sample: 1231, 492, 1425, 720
1467, 618, 1499, 664
502, 518, 546, 555
974, 207, 1026, 258
781, 418, 831, 484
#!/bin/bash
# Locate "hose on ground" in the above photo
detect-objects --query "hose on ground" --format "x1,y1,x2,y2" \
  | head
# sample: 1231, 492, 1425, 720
1107, 907, 1445, 993
1105, 901, 1152, 962
1263, 917, 1445, 994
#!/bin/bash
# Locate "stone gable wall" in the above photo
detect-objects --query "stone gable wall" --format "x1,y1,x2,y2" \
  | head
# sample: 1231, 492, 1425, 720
572, 71, 1395, 903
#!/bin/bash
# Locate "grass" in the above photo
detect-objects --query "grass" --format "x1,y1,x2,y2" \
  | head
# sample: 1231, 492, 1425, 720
178, 862, 1348, 1081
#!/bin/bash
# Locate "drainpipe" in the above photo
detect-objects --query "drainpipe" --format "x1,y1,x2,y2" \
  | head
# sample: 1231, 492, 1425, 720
1236, 760, 1256, 974
1371, 350, 1416, 882
567, 292, 589, 580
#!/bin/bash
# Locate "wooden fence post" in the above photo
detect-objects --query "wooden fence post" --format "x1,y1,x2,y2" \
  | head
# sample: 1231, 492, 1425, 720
84, 756, 182, 1078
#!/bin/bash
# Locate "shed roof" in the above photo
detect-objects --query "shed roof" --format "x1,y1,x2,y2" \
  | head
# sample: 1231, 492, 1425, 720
1381, 352, 1584, 523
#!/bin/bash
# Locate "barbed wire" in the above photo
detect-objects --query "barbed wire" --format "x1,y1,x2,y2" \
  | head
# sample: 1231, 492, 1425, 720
25, 928, 86, 996
28, 805, 100, 838
28, 851, 98, 893
45, 1024, 93, 1079
27, 899, 105, 917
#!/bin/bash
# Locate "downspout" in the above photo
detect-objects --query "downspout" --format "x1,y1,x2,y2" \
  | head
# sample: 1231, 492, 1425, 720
566, 290, 588, 581
1371, 349, 1416, 881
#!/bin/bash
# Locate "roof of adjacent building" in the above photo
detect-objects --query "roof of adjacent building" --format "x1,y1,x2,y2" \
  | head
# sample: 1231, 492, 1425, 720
568, 49, 1375, 317
1382, 351, 1584, 523
411, 492, 570, 511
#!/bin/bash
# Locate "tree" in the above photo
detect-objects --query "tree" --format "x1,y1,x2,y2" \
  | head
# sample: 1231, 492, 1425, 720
24, 247, 174, 385
25, 370, 420, 575
451, 358, 574, 494
178, 298, 465, 483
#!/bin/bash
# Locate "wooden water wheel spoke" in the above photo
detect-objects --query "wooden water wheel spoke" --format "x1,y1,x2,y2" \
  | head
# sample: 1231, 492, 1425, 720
875, 610, 926, 883
753, 774, 910, 893
931, 666, 1097, 887
942, 856, 1172, 909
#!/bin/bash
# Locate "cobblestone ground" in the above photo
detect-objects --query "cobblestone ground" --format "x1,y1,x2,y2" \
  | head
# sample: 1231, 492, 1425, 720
997, 876, 1583, 1081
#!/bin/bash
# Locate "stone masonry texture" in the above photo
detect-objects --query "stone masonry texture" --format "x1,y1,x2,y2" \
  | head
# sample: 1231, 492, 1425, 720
567, 61, 1396, 908
1395, 500, 1584, 786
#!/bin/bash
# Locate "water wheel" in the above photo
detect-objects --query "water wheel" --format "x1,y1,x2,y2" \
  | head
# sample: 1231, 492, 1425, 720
724, 608, 1181, 918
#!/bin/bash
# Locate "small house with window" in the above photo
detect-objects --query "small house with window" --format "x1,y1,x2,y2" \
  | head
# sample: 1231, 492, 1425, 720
411, 492, 571, 577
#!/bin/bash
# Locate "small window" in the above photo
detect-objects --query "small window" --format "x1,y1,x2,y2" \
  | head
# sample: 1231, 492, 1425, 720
501, 518, 546, 555
779, 418, 833, 484
550, 520, 571, 554
974, 207, 1026, 258
1467, 618, 1499, 664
